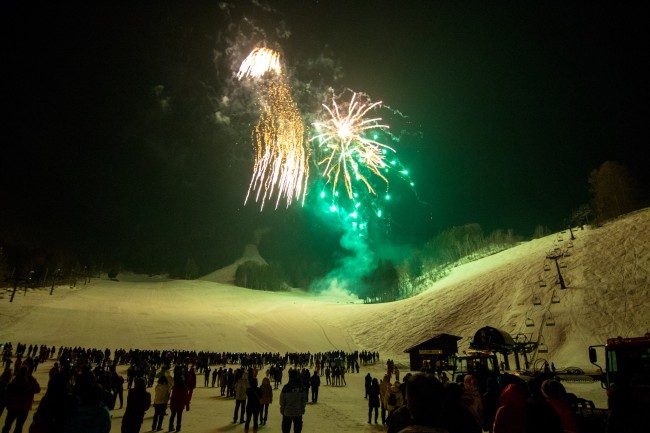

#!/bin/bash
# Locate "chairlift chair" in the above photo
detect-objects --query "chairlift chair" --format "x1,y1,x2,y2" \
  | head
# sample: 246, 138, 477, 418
558, 237, 564, 241
559, 261, 567, 268
567, 242, 573, 248
538, 279, 547, 288
564, 250, 572, 257
525, 317, 535, 327
544, 263, 551, 271
533, 295, 542, 306
551, 290, 560, 304
545, 313, 556, 326
538, 343, 549, 353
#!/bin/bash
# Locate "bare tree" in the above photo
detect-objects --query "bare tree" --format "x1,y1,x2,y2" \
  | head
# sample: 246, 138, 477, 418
532, 225, 551, 239
588, 161, 638, 223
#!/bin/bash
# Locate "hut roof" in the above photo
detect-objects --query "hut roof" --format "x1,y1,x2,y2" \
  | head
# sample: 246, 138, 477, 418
404, 333, 462, 353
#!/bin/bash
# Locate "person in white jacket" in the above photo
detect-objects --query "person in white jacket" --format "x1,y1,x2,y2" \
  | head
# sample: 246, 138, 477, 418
233, 369, 249, 424
151, 376, 171, 431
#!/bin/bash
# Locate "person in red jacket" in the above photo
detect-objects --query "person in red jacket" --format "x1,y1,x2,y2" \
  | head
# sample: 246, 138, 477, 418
168, 379, 190, 432
492, 383, 527, 433
541, 380, 580, 433
1, 365, 40, 433
493, 382, 563, 433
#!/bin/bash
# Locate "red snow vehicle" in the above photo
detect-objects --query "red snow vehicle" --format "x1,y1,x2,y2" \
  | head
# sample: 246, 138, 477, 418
588, 333, 650, 431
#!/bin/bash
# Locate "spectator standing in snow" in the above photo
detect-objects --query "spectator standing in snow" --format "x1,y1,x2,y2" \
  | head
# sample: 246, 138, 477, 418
310, 370, 320, 403
380, 374, 392, 424
151, 375, 171, 432
365, 373, 372, 398
368, 377, 381, 424
244, 377, 262, 433
527, 378, 564, 433
387, 380, 404, 418
185, 366, 196, 404
492, 382, 563, 433
540, 380, 580, 433
203, 366, 210, 387
300, 369, 311, 397
227, 368, 235, 397
233, 369, 248, 424
121, 377, 151, 433
0, 364, 12, 418
28, 371, 71, 433
259, 377, 273, 426
481, 377, 501, 432
219, 368, 228, 396
211, 368, 218, 388
441, 382, 481, 433
397, 373, 448, 433
279, 369, 307, 433
462, 374, 483, 428
109, 364, 125, 410
492, 383, 526, 433
168, 378, 190, 432
1, 365, 40, 433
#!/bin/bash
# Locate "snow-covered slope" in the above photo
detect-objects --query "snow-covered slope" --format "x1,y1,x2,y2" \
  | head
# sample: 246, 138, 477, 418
344, 208, 650, 367
1, 209, 648, 370
199, 243, 268, 284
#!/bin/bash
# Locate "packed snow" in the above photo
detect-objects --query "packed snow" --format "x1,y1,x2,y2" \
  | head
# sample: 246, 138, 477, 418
1, 209, 648, 432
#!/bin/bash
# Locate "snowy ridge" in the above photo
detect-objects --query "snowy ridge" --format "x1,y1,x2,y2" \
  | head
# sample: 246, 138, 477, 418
199, 243, 268, 284
344, 208, 649, 368
1, 210, 648, 370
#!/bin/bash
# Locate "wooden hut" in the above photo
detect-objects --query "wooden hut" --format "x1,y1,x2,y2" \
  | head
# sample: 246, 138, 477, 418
404, 333, 462, 371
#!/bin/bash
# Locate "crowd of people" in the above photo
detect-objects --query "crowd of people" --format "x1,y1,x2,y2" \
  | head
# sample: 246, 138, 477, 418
361, 362, 595, 433
4, 340, 632, 433
0, 342, 377, 433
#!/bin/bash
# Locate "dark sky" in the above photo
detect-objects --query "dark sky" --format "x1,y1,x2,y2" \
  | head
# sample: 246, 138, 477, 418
1, 1, 648, 274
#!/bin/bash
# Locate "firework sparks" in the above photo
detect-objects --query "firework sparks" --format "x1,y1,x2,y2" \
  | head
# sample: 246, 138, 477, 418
245, 81, 309, 209
311, 92, 395, 199
237, 47, 282, 80
238, 47, 309, 210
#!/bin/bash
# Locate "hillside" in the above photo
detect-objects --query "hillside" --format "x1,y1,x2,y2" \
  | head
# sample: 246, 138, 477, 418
1, 209, 648, 370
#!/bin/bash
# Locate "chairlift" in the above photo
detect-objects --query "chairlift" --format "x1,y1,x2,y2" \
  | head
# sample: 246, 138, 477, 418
559, 261, 567, 268
567, 242, 573, 248
538, 279, 547, 288
538, 343, 549, 353
525, 317, 535, 327
514, 333, 529, 343
558, 237, 564, 242
551, 291, 560, 304
546, 314, 556, 327
532, 295, 542, 306
564, 250, 572, 257
544, 263, 551, 271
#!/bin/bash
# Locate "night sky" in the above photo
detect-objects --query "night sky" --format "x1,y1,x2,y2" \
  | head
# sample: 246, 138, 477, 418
2, 1, 648, 276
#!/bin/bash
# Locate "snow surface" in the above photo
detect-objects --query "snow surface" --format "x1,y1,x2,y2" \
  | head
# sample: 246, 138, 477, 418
1, 209, 649, 432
